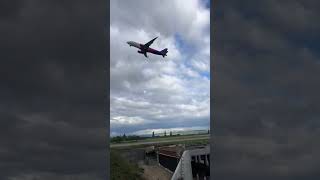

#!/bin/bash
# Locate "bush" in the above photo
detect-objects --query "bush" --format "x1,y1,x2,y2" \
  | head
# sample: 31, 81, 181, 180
110, 150, 143, 180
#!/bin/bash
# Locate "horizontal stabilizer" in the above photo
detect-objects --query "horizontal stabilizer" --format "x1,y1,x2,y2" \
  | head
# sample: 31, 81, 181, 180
161, 48, 168, 57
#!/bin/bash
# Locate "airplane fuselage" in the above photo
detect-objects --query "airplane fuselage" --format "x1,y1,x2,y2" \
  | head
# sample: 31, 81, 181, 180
127, 41, 163, 56
127, 37, 168, 58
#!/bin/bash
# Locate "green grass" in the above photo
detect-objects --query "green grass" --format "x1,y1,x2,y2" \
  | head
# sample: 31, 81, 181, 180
110, 150, 144, 180
111, 133, 209, 145
112, 138, 209, 150
178, 139, 209, 146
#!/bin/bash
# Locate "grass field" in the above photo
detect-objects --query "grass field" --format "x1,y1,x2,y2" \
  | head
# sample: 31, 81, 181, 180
112, 134, 209, 144
110, 150, 144, 180
111, 134, 209, 149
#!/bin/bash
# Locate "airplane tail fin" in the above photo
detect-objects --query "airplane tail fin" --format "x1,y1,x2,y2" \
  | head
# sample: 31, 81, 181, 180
161, 48, 168, 57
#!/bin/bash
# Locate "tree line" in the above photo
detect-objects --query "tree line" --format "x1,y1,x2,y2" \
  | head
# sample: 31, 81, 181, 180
111, 130, 210, 143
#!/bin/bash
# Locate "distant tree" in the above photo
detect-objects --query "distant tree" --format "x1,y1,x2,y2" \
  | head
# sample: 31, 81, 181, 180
111, 136, 122, 143
170, 131, 172, 136
164, 131, 166, 137
123, 133, 126, 139
152, 131, 155, 138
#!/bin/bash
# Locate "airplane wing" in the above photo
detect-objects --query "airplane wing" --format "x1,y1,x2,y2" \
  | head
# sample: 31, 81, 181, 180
143, 37, 158, 48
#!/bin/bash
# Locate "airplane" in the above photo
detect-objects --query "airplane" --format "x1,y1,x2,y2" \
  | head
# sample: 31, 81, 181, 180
127, 37, 168, 58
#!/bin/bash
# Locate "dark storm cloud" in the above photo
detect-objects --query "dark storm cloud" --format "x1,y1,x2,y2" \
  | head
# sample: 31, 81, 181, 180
1, 0, 107, 179
213, 0, 320, 179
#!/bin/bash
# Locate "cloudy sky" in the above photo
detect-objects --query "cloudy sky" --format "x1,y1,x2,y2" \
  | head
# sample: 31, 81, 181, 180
110, 0, 211, 136
213, 0, 320, 179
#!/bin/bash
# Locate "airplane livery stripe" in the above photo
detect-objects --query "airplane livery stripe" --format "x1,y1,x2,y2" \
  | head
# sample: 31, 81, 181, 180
147, 47, 160, 53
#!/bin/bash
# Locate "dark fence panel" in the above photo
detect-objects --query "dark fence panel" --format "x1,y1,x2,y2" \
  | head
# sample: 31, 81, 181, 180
158, 154, 179, 172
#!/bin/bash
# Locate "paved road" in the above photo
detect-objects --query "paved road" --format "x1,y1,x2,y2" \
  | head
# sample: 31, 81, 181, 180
110, 135, 209, 148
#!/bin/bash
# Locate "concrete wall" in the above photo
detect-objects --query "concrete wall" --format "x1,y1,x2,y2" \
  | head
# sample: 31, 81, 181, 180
171, 146, 210, 180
